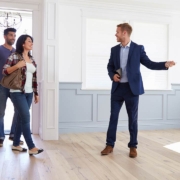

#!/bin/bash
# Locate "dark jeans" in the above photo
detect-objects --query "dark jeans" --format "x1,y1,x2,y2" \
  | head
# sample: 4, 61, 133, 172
10, 92, 35, 149
9, 110, 18, 138
0, 84, 18, 140
106, 83, 139, 148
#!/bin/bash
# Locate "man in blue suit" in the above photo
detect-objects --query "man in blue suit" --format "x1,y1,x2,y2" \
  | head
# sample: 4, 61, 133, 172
101, 23, 175, 158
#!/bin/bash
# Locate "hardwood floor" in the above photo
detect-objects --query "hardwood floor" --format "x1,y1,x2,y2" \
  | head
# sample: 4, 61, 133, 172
0, 129, 180, 180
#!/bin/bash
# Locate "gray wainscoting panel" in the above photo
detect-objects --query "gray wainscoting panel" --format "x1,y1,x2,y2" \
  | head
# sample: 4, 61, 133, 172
167, 90, 180, 120
59, 83, 180, 133
138, 95, 163, 120
97, 94, 110, 122
59, 89, 93, 122
97, 94, 128, 122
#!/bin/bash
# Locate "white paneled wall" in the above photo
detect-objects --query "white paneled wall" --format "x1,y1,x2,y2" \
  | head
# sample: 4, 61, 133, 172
58, 2, 180, 88
1, 0, 180, 139
59, 83, 180, 133
57, 0, 180, 134
58, 6, 82, 82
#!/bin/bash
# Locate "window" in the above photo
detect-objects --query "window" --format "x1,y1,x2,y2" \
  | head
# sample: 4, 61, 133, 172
132, 22, 168, 89
0, 10, 32, 133
84, 18, 169, 90
84, 18, 121, 89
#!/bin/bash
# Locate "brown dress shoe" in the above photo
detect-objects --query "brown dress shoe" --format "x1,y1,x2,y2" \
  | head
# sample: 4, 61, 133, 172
129, 147, 137, 158
101, 145, 113, 155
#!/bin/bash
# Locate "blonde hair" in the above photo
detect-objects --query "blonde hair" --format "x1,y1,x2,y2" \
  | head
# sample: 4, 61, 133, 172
117, 23, 132, 36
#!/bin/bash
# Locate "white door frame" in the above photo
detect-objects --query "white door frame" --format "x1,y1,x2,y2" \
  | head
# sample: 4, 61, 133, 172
0, 0, 59, 140
40, 0, 59, 140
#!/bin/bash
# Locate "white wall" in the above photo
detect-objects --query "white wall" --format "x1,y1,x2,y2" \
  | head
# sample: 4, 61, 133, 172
168, 14, 180, 85
1, 0, 180, 138
58, 1, 180, 87
58, 6, 82, 82
57, 0, 180, 134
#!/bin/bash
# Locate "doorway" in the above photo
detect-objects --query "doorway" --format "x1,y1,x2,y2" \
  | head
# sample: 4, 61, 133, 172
0, 9, 33, 134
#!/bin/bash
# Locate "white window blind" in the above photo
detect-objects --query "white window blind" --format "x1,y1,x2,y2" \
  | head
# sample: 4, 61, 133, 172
85, 19, 168, 90
132, 22, 168, 90
85, 18, 121, 89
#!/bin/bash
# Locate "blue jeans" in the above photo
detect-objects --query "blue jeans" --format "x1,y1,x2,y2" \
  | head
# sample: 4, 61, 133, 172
9, 109, 19, 138
106, 83, 139, 148
10, 92, 35, 149
0, 84, 18, 140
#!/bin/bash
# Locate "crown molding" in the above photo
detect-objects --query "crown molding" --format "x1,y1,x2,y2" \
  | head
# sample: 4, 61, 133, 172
0, 0, 41, 11
0, 0, 41, 4
58, 0, 180, 15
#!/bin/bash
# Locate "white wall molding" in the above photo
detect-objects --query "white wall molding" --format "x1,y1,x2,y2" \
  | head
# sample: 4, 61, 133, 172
81, 8, 172, 24
0, 0, 41, 4
40, 0, 59, 140
59, 83, 180, 133
0, 1, 40, 11
57, 0, 180, 15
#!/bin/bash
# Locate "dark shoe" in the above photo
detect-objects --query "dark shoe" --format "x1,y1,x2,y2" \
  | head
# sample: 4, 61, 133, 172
29, 148, 44, 156
12, 146, 27, 152
0, 139, 4, 147
101, 145, 113, 155
129, 147, 137, 158
9, 137, 24, 145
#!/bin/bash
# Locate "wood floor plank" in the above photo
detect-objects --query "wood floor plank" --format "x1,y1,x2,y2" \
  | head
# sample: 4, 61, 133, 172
115, 131, 180, 180
169, 172, 180, 180
0, 152, 5, 178
138, 130, 178, 145
111, 154, 159, 180
82, 150, 139, 180
19, 153, 40, 180
115, 131, 180, 171
0, 145, 20, 180
31, 135, 60, 180
0, 129, 180, 180
137, 135, 180, 163
81, 155, 121, 180
67, 157, 101, 180
46, 150, 80, 180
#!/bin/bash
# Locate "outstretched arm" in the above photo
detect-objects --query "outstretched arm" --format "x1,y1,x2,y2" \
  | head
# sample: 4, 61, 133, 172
140, 46, 175, 70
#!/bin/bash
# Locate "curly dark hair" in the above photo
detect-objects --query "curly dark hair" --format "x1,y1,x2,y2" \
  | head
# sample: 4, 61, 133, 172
15, 34, 33, 57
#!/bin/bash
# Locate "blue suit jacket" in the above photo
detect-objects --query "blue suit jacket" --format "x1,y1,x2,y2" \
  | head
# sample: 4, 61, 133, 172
107, 41, 168, 95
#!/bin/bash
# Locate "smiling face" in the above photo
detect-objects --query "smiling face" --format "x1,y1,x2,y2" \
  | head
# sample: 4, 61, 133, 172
115, 23, 132, 43
23, 37, 33, 51
4, 31, 16, 45
115, 27, 128, 42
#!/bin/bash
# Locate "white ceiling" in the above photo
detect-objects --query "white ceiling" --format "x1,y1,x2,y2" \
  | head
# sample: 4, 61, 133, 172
102, 0, 180, 10
58, 0, 180, 12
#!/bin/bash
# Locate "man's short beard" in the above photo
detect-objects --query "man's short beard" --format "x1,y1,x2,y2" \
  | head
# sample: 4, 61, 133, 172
6, 40, 14, 46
